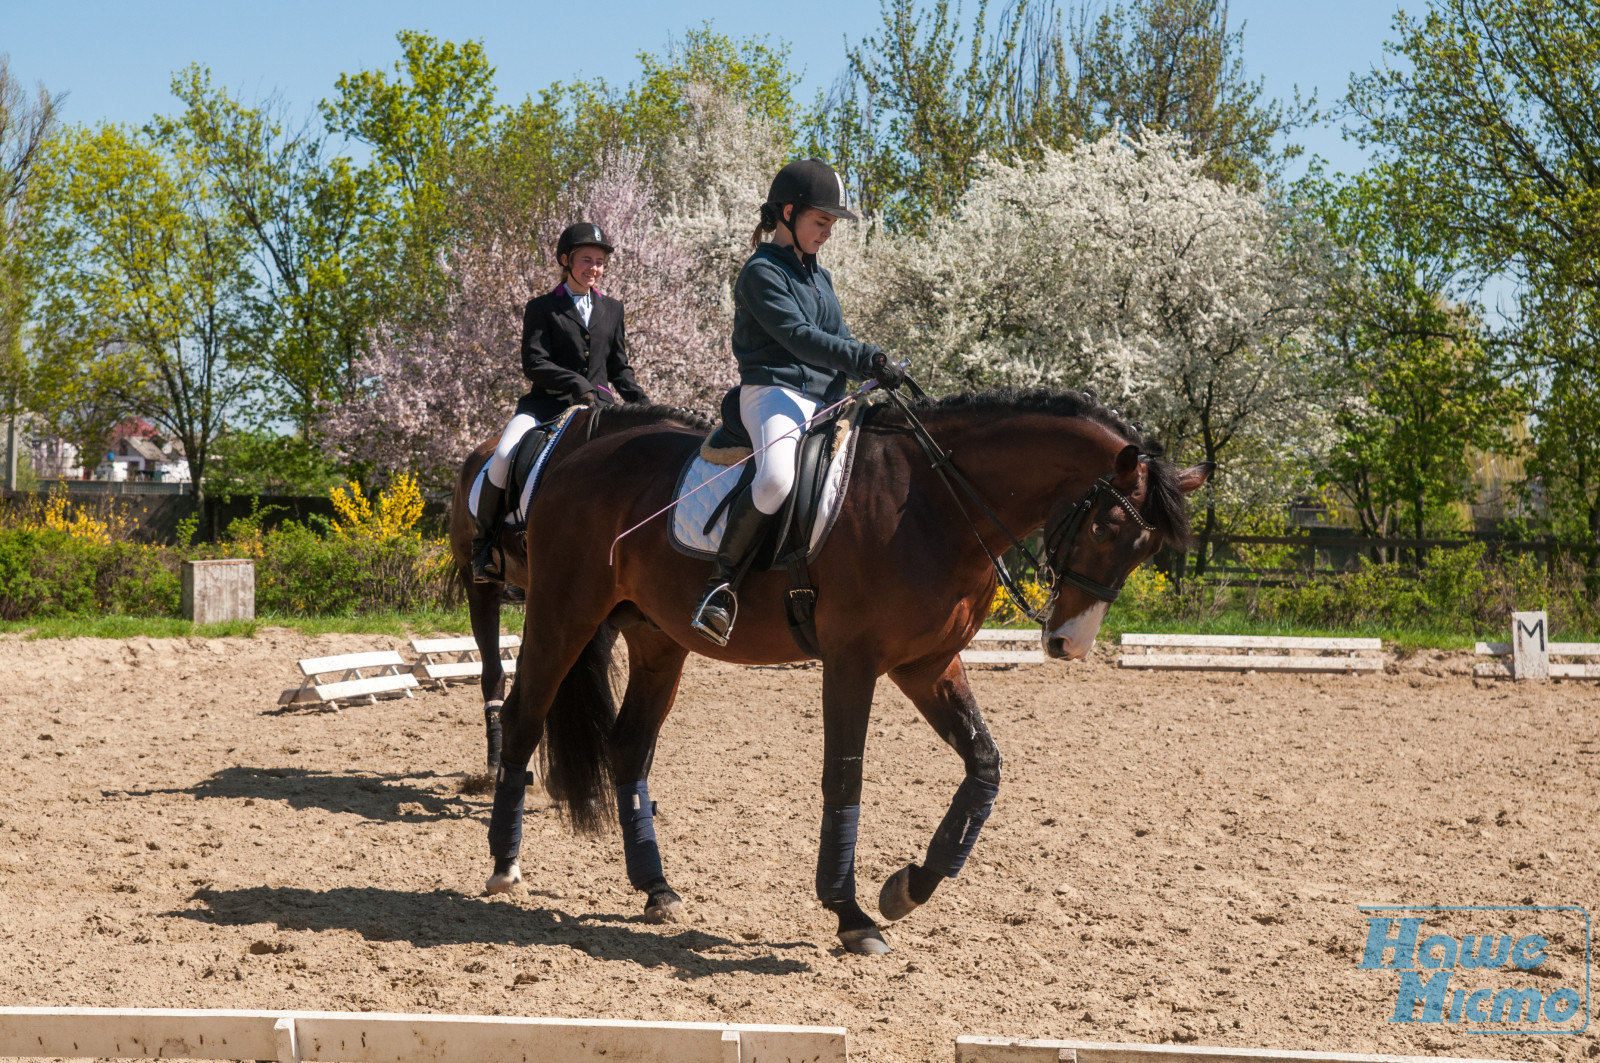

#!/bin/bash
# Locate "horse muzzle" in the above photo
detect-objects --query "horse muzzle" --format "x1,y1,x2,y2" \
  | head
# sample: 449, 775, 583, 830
1044, 601, 1108, 660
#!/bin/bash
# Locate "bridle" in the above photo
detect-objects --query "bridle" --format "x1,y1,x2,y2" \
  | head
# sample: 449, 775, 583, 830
885, 385, 1155, 625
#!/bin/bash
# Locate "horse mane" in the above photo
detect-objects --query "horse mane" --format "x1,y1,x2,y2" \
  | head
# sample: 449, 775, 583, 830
871, 385, 1194, 547
593, 402, 717, 434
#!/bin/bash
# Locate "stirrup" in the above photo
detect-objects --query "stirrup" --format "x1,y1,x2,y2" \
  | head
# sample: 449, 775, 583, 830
690, 583, 737, 646
472, 543, 504, 585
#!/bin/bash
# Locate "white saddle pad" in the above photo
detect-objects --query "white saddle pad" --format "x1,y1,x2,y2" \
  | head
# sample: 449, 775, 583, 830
670, 400, 866, 562
468, 406, 579, 526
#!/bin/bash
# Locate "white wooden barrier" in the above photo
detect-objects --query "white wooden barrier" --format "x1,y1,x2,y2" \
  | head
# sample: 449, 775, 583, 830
1119, 633, 1383, 674
410, 634, 521, 686
0, 1007, 848, 1063
955, 1037, 1515, 1063
278, 650, 418, 707
962, 628, 1047, 666
1474, 609, 1600, 681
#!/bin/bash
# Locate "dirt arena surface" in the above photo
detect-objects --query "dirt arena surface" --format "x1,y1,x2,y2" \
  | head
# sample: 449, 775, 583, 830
1, 630, 1595, 1061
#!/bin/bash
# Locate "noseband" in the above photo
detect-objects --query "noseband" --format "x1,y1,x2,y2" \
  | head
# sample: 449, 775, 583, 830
886, 388, 1155, 624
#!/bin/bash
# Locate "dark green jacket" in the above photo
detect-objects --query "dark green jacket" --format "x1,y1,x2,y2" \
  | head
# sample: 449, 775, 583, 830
731, 242, 875, 402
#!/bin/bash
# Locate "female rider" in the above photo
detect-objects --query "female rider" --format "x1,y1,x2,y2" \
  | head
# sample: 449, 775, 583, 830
472, 221, 650, 582
690, 159, 905, 645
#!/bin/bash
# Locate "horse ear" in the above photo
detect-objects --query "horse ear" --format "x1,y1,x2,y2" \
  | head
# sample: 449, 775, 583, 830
1113, 444, 1141, 483
1176, 462, 1216, 494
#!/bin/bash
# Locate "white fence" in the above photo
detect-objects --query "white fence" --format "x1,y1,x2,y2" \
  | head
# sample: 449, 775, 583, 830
0, 1007, 847, 1063
1119, 633, 1383, 674
1473, 610, 1600, 681
955, 1038, 1515, 1063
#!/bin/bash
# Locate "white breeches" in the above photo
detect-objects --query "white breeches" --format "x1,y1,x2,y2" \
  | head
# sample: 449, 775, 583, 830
740, 384, 821, 515
487, 413, 540, 488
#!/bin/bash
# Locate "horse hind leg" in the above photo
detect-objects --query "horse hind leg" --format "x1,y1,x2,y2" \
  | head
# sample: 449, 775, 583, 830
817, 654, 892, 955
485, 613, 619, 896
609, 625, 690, 923
881, 656, 1001, 922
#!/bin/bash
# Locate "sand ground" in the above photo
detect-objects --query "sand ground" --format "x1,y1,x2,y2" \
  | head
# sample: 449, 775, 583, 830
1, 630, 1595, 1061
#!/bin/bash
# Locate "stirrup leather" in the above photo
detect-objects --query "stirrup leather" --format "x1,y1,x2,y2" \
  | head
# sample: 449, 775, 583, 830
690, 582, 738, 646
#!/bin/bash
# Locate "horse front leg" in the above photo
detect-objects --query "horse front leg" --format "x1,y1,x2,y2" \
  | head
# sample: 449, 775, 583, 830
879, 654, 1001, 922
817, 653, 890, 955
465, 574, 507, 774
609, 628, 689, 923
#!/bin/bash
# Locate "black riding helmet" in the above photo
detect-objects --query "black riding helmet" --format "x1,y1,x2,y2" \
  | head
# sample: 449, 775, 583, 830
556, 221, 614, 264
765, 158, 858, 235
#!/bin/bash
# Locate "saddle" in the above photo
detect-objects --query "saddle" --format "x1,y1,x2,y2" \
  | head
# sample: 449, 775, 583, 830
671, 386, 870, 657
469, 406, 581, 532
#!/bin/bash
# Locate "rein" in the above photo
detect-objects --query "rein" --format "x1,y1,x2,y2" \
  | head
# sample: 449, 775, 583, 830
884, 382, 1152, 623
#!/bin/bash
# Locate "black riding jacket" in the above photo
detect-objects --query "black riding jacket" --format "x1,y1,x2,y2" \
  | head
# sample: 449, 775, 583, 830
516, 285, 648, 422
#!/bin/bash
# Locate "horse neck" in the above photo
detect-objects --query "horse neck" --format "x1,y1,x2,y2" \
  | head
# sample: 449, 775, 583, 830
920, 411, 1128, 549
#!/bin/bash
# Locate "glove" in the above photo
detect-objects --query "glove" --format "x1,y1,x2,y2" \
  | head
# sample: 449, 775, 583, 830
866, 349, 906, 391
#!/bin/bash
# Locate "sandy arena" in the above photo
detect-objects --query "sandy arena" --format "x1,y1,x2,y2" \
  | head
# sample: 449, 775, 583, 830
0, 630, 1595, 1061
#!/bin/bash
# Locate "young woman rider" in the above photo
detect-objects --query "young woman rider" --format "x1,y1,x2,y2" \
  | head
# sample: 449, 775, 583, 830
689, 159, 905, 645
472, 221, 650, 582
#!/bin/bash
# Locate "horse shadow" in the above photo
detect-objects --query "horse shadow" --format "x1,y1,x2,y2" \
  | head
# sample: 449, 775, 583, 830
115, 767, 480, 824
168, 885, 814, 978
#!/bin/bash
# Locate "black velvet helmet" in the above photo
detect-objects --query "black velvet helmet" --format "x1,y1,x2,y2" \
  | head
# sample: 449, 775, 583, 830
766, 159, 857, 221
556, 221, 614, 262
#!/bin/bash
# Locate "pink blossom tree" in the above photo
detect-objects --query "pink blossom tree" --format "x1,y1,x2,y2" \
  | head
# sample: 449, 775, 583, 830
322, 150, 727, 486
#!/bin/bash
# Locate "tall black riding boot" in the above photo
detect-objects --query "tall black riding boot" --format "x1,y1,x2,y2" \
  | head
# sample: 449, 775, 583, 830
471, 480, 508, 584
690, 486, 773, 646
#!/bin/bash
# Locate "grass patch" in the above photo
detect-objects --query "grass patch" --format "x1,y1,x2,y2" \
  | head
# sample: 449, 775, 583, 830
0, 606, 525, 641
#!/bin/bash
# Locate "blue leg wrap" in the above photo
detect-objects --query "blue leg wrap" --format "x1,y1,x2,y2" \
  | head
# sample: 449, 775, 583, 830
924, 775, 1000, 878
487, 761, 532, 860
616, 781, 666, 889
814, 803, 861, 904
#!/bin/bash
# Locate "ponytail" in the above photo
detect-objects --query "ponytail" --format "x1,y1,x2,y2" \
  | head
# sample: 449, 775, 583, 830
749, 202, 782, 251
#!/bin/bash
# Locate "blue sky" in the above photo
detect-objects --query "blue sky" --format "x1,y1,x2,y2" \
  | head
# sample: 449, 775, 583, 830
6, 0, 1406, 177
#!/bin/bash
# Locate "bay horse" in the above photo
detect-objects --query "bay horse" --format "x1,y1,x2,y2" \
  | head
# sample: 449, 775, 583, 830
483, 387, 1212, 954
448, 404, 716, 771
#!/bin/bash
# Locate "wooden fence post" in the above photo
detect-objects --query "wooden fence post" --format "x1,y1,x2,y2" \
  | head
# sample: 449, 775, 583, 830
181, 559, 255, 625
1511, 610, 1549, 682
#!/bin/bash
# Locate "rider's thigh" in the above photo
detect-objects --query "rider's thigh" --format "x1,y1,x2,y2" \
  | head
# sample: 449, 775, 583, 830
488, 413, 541, 487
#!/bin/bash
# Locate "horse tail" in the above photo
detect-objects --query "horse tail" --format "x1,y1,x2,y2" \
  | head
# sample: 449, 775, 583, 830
540, 622, 620, 834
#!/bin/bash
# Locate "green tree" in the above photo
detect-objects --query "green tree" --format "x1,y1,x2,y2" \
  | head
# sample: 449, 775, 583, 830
1, 55, 64, 480
1068, 0, 1314, 188
30, 122, 257, 509
162, 66, 385, 433
321, 31, 502, 320
1312, 164, 1523, 554
1349, 0, 1600, 546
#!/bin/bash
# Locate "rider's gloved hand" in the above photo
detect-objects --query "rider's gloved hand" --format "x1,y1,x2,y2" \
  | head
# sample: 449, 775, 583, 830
866, 349, 906, 391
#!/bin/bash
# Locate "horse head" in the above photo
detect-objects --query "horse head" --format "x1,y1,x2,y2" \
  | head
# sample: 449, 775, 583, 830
1042, 445, 1213, 660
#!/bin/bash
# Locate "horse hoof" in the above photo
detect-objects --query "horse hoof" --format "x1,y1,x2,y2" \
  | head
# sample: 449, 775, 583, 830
878, 865, 919, 922
485, 863, 522, 895
838, 925, 892, 955
643, 888, 684, 924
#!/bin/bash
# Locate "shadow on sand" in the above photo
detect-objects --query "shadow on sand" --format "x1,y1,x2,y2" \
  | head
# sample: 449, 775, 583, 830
166, 884, 815, 978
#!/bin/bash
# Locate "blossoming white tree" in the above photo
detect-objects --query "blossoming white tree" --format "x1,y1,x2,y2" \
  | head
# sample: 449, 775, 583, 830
857, 129, 1335, 532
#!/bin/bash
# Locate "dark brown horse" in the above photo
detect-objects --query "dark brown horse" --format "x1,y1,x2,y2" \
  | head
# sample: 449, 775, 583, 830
448, 405, 715, 771
482, 388, 1211, 954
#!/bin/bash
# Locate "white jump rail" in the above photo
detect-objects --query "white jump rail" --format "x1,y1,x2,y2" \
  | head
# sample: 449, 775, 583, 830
1119, 633, 1383, 675
410, 634, 521, 685
1473, 609, 1600, 681
955, 1037, 1517, 1063
962, 628, 1047, 666
0, 1007, 848, 1063
278, 650, 418, 707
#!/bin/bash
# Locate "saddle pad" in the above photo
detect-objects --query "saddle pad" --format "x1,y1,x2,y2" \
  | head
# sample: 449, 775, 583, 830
468, 406, 579, 527
670, 399, 865, 563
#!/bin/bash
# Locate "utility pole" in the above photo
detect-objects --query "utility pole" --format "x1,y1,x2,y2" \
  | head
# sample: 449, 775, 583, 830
3, 416, 16, 493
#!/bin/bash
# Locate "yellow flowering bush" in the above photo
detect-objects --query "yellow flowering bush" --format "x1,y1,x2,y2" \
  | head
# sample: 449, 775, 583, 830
36, 488, 114, 545
987, 575, 1050, 626
330, 474, 426, 540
